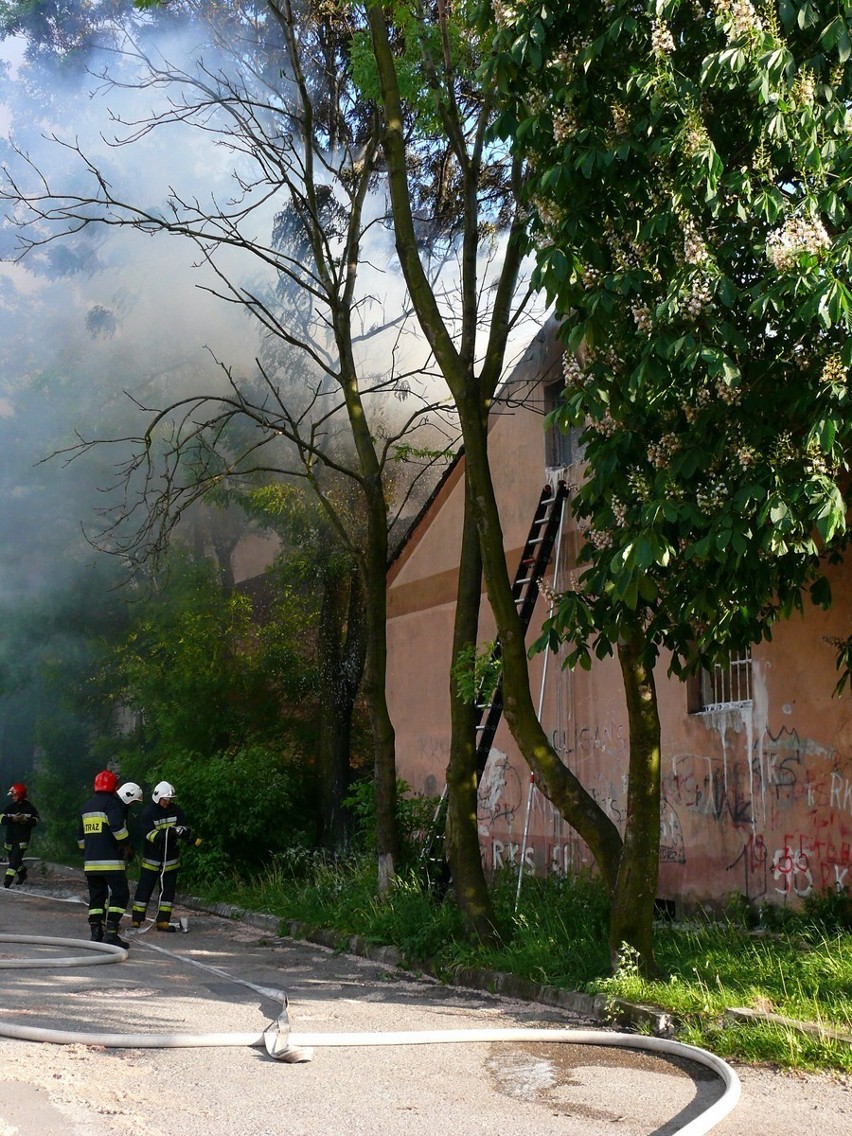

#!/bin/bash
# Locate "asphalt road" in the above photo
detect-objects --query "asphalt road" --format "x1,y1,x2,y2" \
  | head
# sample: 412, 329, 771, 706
0, 865, 850, 1136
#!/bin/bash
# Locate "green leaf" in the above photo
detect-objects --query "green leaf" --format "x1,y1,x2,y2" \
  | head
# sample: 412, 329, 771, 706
716, 528, 732, 550
810, 575, 832, 608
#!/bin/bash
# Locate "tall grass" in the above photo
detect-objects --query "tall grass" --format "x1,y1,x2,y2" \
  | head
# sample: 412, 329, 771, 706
200, 855, 852, 1073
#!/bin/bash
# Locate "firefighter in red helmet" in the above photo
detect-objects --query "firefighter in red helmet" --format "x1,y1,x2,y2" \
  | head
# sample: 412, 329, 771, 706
1, 782, 39, 888
77, 770, 134, 948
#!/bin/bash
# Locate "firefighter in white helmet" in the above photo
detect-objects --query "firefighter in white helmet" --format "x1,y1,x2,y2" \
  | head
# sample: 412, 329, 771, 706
131, 781, 195, 932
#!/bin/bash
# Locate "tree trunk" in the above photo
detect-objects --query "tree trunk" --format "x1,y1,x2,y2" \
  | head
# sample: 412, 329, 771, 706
365, 2, 626, 922
360, 477, 399, 894
457, 396, 624, 892
445, 474, 499, 944
316, 561, 366, 852
608, 627, 661, 976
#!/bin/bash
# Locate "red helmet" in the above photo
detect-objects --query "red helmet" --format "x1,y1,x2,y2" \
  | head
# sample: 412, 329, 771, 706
93, 770, 118, 794
7, 783, 26, 800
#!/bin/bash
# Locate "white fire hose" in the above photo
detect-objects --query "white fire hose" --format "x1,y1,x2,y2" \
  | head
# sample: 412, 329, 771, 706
0, 931, 741, 1134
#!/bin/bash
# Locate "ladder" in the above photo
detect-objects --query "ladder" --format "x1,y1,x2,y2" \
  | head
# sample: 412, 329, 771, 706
420, 481, 568, 884
474, 480, 568, 781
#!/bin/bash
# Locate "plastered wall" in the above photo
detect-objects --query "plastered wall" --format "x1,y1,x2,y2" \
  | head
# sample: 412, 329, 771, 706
386, 331, 852, 909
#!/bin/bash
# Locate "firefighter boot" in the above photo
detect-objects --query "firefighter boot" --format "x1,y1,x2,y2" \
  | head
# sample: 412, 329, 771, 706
104, 922, 129, 949
16, 866, 27, 885
156, 921, 177, 933
89, 921, 104, 942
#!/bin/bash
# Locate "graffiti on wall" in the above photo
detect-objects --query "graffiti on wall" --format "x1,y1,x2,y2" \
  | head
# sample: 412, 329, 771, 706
726, 831, 852, 901
455, 710, 852, 901
412, 698, 850, 902
660, 799, 686, 864
550, 716, 627, 760
477, 751, 522, 828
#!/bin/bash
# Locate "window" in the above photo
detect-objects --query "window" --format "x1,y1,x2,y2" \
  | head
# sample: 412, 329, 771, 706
544, 379, 584, 470
689, 648, 752, 713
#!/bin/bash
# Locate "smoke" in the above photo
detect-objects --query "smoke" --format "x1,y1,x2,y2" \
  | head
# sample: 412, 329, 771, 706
0, 20, 278, 606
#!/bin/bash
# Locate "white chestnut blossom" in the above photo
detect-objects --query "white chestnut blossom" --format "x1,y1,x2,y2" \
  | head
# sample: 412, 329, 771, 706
767, 215, 831, 271
632, 303, 653, 333
696, 476, 728, 511
588, 528, 615, 550
683, 223, 709, 265
684, 276, 713, 319
553, 105, 577, 143
492, 0, 518, 27
563, 352, 586, 390
714, 0, 763, 37
593, 413, 619, 437
820, 354, 847, 386
651, 19, 675, 55
647, 432, 680, 469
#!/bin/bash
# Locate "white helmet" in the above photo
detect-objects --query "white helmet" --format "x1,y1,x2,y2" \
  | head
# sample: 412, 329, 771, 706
117, 782, 143, 805
152, 780, 176, 804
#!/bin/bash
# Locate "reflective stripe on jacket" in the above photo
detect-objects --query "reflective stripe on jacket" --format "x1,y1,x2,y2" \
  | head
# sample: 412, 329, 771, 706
140, 802, 189, 873
0, 799, 39, 846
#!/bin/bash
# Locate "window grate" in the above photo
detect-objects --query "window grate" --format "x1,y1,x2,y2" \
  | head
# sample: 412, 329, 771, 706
698, 648, 752, 711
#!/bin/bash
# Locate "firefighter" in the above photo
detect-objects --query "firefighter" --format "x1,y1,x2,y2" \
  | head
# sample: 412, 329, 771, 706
131, 780, 195, 932
1, 783, 39, 888
78, 770, 134, 948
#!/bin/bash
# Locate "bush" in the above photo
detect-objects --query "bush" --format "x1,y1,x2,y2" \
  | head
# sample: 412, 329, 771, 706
147, 742, 317, 887
344, 777, 438, 872
802, 885, 852, 934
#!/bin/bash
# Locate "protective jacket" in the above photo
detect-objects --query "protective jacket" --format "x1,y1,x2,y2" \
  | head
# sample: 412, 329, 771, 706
77, 790, 132, 872
139, 801, 192, 873
1, 798, 39, 844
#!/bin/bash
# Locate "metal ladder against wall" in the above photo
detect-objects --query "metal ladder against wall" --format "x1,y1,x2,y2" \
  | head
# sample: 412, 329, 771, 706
473, 479, 569, 782
420, 480, 569, 886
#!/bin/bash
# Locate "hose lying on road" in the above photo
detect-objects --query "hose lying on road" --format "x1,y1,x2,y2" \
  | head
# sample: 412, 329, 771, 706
0, 932, 741, 1136
0, 932, 127, 967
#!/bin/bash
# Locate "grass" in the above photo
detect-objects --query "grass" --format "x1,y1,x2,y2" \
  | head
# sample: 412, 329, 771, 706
184, 852, 852, 1074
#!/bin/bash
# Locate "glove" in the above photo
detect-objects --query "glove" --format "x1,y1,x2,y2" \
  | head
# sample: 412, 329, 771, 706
174, 825, 187, 837
122, 844, 135, 863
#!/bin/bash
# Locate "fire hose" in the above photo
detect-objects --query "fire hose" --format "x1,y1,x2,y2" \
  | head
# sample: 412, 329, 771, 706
0, 931, 741, 1135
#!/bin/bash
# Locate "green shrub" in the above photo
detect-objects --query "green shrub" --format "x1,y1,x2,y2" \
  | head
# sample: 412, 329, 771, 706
147, 742, 316, 887
802, 885, 852, 934
344, 777, 439, 872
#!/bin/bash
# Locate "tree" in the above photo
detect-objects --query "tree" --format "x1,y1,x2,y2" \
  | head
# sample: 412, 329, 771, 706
480, 0, 852, 967
362, 1, 630, 946
94, 548, 320, 877
0, 0, 458, 892
239, 478, 370, 851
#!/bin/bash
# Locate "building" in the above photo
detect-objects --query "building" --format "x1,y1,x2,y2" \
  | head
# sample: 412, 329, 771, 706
386, 323, 852, 911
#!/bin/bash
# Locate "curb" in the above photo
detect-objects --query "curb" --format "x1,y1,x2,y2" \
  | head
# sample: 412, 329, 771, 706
179, 894, 675, 1038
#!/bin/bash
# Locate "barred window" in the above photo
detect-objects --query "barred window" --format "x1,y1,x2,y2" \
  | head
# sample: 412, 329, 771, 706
690, 648, 752, 713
